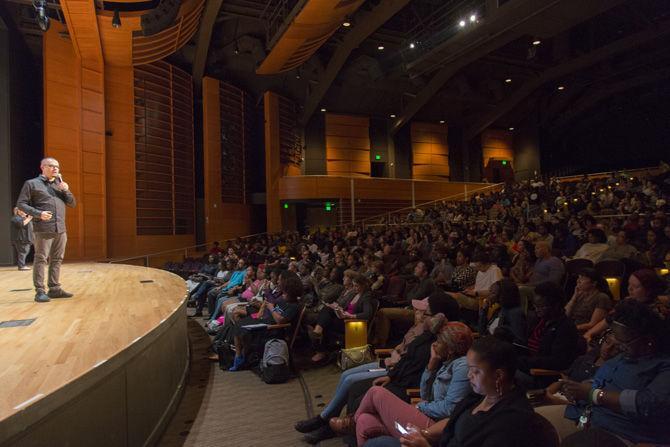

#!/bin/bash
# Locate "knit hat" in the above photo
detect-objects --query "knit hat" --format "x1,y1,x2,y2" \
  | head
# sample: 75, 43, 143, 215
437, 321, 473, 357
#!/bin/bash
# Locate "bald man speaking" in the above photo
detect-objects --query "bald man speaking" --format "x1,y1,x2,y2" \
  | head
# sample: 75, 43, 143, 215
16, 157, 77, 303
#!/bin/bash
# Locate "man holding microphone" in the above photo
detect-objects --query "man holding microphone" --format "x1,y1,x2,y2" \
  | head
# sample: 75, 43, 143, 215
16, 157, 76, 303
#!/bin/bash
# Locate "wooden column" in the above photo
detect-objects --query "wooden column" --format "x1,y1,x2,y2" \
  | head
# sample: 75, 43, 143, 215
264, 91, 282, 233
43, 19, 106, 260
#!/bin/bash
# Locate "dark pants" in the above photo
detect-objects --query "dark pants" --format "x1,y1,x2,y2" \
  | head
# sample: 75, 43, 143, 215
33, 232, 67, 293
12, 241, 31, 268
193, 280, 218, 312
314, 308, 345, 352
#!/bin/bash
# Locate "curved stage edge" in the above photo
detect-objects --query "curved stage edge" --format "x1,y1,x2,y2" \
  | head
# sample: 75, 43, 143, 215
0, 263, 189, 447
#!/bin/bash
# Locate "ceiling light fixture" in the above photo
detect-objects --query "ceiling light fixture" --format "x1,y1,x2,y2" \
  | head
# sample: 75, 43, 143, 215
439, 120, 445, 124
470, 14, 477, 22
112, 9, 121, 28
409, 42, 415, 49
320, 108, 327, 112
505, 78, 512, 83
458, 19, 466, 28
342, 21, 351, 27
557, 85, 565, 91
509, 127, 514, 131
390, 114, 396, 118
377, 45, 385, 51
532, 39, 541, 46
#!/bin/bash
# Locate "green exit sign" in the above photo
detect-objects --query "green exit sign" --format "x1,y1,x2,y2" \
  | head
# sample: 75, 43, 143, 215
502, 160, 508, 166
375, 154, 381, 160
325, 202, 332, 212
283, 203, 289, 209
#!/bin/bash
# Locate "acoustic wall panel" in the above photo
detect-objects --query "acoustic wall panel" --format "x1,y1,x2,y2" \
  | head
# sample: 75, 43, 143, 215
481, 129, 513, 167
134, 61, 194, 236
411, 122, 449, 181
325, 114, 370, 177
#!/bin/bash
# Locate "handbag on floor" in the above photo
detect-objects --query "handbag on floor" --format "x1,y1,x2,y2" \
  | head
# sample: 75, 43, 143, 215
337, 344, 373, 371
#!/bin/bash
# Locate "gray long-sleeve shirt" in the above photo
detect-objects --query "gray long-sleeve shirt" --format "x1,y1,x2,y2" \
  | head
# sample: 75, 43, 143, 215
16, 175, 76, 233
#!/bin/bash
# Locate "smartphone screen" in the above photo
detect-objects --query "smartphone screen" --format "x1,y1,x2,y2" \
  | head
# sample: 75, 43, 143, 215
394, 422, 409, 435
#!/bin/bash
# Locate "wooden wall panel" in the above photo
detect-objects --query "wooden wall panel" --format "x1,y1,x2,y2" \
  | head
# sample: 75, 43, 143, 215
264, 92, 282, 233
325, 114, 370, 177
482, 129, 513, 167
411, 122, 449, 181
43, 22, 106, 260
278, 176, 496, 203
202, 77, 252, 245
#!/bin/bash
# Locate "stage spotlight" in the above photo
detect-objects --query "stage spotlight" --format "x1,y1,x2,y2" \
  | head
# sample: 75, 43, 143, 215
458, 20, 466, 28
532, 39, 541, 46
33, 0, 50, 32
112, 9, 121, 28
470, 14, 477, 22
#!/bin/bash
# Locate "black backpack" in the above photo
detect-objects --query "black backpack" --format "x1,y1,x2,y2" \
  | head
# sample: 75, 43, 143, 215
259, 338, 290, 384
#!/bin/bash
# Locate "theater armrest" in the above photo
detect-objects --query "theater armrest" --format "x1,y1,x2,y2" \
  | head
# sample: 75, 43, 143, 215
406, 388, 420, 397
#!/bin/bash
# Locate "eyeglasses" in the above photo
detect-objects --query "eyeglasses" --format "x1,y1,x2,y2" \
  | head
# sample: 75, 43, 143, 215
45, 164, 60, 168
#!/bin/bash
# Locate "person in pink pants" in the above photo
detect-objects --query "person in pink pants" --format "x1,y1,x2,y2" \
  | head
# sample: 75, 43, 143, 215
351, 322, 473, 446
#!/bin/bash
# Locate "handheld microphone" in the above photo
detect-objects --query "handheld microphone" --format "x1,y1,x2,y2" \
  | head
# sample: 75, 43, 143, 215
56, 173, 63, 183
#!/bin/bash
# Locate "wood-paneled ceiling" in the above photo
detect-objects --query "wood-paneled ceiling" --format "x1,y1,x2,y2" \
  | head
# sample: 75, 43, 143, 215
3, 0, 670, 142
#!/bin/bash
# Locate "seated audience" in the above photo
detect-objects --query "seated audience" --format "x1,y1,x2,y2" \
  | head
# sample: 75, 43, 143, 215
560, 300, 670, 445
478, 279, 527, 344
517, 282, 580, 387
372, 260, 435, 348
309, 274, 375, 363
599, 230, 638, 261
228, 274, 303, 371
573, 228, 609, 263
510, 240, 535, 285
330, 322, 472, 446
528, 241, 564, 286
564, 268, 613, 332
294, 294, 455, 444
365, 336, 537, 447
584, 268, 668, 342
447, 251, 502, 320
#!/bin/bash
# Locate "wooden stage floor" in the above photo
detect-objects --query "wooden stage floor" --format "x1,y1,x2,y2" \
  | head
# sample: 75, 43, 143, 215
0, 262, 186, 428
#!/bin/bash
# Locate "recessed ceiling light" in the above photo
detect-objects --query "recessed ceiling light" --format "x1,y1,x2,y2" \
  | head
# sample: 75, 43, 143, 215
470, 14, 477, 22
505, 78, 512, 83
458, 20, 466, 28
532, 39, 541, 46
409, 42, 415, 49
377, 45, 385, 51
439, 120, 445, 124
342, 21, 351, 27
509, 127, 514, 131
320, 108, 327, 112
390, 114, 396, 118
557, 85, 565, 91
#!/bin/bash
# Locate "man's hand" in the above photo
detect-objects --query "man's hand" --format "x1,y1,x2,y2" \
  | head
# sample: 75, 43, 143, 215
40, 211, 53, 221
56, 181, 69, 192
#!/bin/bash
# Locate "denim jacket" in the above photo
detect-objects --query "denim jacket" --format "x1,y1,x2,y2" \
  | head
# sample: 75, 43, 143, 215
417, 356, 471, 420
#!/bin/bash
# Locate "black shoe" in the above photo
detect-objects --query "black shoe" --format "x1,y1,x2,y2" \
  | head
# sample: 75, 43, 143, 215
295, 415, 326, 433
35, 292, 50, 303
48, 289, 74, 298
304, 425, 335, 444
